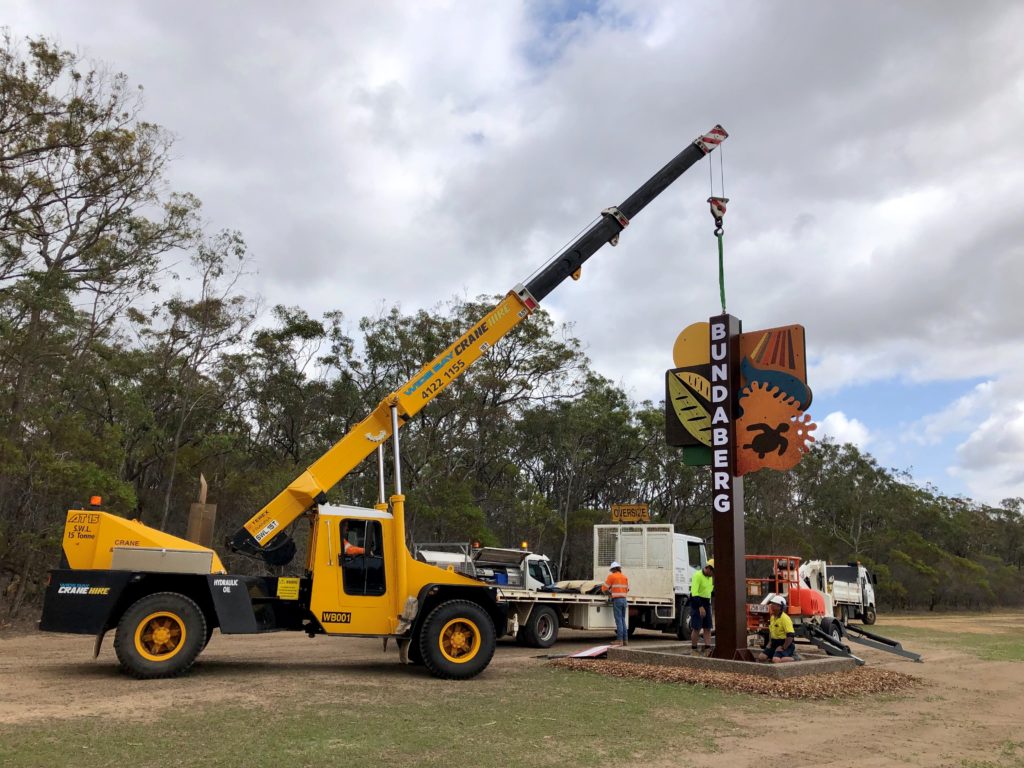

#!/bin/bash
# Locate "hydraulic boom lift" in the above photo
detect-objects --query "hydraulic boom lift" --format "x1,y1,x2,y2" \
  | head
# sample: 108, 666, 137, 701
39, 125, 728, 680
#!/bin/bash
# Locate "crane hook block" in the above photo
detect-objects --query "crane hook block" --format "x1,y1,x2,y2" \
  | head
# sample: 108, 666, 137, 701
708, 196, 729, 221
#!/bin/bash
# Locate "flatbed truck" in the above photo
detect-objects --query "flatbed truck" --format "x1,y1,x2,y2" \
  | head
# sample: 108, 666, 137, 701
420, 524, 709, 647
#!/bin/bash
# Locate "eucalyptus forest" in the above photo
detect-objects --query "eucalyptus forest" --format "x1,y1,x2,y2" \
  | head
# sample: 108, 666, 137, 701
1, 36, 1021, 620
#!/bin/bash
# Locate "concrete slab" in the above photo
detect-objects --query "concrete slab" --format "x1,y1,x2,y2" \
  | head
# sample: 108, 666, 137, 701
608, 643, 857, 678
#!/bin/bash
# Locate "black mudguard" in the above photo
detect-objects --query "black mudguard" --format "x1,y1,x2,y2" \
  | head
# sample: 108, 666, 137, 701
39, 570, 135, 635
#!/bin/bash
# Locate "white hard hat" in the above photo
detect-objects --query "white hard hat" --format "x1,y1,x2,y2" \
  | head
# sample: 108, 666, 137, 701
768, 595, 787, 608
609, 561, 621, 570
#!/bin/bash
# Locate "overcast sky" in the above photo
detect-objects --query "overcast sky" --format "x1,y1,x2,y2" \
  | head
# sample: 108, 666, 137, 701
7, 1, 1024, 506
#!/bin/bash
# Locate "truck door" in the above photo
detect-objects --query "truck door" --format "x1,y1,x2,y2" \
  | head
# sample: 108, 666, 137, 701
527, 559, 554, 589
688, 542, 705, 570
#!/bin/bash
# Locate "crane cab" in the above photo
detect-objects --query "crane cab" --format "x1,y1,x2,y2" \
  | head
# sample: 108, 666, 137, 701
306, 503, 492, 637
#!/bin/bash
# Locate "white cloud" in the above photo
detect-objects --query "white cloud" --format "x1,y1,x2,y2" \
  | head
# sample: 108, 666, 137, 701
907, 381, 995, 446
947, 375, 1024, 504
6, 0, 1024, 504
818, 412, 872, 450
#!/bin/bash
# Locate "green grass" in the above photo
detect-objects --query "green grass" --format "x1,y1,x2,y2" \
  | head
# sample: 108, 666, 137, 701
0, 666, 767, 768
875, 623, 1024, 662
960, 740, 1024, 768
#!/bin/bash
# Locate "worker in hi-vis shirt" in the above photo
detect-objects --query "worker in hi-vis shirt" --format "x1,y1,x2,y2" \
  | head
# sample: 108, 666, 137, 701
602, 561, 630, 645
689, 558, 714, 653
756, 595, 797, 663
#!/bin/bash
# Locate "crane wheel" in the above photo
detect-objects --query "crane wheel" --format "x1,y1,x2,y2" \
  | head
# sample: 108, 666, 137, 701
418, 599, 495, 680
113, 592, 207, 679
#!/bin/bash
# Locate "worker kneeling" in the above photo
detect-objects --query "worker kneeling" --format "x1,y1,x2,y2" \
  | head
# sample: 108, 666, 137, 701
757, 595, 797, 663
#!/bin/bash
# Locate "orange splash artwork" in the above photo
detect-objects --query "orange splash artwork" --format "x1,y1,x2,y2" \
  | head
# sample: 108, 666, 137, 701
735, 382, 817, 476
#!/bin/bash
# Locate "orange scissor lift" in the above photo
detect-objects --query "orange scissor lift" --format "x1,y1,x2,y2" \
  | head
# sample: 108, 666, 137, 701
745, 555, 826, 629
744, 555, 922, 664
744, 554, 850, 658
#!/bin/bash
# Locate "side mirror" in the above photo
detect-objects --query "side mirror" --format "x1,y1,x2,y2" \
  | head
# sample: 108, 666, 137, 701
828, 575, 835, 584
872, 574, 878, 585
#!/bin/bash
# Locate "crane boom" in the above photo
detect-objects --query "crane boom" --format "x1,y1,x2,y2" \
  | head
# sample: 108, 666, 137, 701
228, 124, 728, 561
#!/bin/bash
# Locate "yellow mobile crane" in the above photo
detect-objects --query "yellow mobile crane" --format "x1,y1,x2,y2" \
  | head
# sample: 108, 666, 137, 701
39, 125, 728, 679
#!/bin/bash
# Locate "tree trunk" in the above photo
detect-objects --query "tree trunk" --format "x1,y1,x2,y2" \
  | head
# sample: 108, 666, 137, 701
159, 409, 188, 531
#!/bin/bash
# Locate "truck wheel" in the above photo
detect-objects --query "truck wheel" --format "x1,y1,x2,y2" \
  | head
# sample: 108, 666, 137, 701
522, 606, 558, 648
675, 599, 692, 640
113, 592, 207, 679
863, 604, 877, 625
418, 600, 495, 680
823, 618, 843, 644
627, 622, 637, 639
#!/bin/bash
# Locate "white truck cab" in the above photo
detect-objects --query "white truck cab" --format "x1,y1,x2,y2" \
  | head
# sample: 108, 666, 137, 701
674, 532, 709, 595
414, 544, 556, 591
799, 560, 878, 625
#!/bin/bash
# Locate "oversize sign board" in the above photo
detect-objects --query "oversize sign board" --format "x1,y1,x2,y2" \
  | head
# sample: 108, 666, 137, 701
610, 504, 650, 523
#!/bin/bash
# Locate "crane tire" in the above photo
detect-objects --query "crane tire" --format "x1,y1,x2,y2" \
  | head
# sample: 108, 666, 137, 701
418, 599, 495, 680
114, 592, 207, 679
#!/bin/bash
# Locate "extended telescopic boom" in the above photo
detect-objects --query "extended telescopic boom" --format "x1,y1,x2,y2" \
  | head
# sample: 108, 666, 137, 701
228, 125, 728, 562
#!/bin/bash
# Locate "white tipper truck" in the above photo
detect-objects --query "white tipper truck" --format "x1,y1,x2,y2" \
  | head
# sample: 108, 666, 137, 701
416, 524, 708, 647
798, 560, 878, 625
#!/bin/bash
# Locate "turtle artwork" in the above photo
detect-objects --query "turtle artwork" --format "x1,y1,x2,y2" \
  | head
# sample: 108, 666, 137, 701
735, 381, 815, 475
743, 422, 790, 458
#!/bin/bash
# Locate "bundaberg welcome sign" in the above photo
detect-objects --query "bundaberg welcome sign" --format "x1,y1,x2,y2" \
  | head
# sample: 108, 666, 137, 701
665, 316, 816, 659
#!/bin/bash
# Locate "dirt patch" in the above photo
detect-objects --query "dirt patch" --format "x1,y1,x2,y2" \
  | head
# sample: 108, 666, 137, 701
2, 613, 1023, 768
693, 611, 1024, 768
552, 657, 920, 699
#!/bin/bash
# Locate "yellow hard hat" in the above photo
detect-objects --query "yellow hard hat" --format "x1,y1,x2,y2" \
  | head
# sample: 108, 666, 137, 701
706, 558, 715, 569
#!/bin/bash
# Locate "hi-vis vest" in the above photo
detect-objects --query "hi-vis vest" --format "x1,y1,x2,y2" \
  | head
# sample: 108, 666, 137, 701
604, 571, 629, 598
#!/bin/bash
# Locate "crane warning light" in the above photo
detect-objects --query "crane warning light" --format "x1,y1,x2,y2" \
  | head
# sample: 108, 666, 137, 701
89, 495, 102, 507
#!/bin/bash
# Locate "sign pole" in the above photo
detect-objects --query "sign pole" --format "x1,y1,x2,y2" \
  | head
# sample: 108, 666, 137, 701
708, 313, 750, 660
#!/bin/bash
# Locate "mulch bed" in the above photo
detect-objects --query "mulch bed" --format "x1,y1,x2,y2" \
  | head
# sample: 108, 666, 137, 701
550, 658, 921, 699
